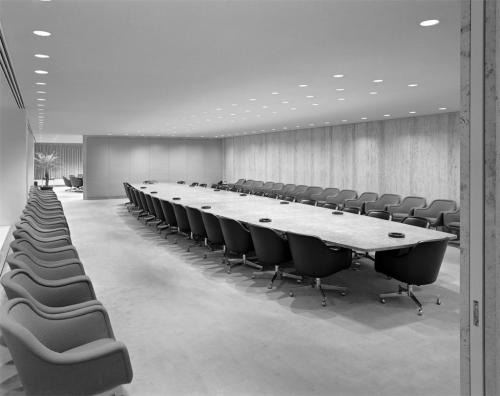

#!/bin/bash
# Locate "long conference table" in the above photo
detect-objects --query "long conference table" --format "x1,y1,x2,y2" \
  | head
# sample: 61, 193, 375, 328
133, 182, 456, 252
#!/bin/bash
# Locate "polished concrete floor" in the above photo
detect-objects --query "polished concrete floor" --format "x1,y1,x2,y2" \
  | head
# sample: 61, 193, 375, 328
0, 188, 460, 396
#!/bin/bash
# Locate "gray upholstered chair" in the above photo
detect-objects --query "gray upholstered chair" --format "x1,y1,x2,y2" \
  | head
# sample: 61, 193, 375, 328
13, 228, 71, 249
266, 183, 285, 198
365, 193, 401, 213
344, 192, 379, 214
296, 186, 324, 205
20, 214, 69, 231
1, 268, 99, 313
253, 181, 274, 196
6, 251, 85, 280
276, 184, 297, 200
15, 221, 71, 239
386, 196, 427, 222
0, 298, 133, 395
413, 199, 458, 228
310, 187, 339, 206
10, 238, 79, 261
282, 185, 308, 201
325, 189, 358, 209
443, 209, 460, 238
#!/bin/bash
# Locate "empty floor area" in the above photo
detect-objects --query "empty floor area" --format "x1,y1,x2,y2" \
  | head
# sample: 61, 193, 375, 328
1, 188, 460, 396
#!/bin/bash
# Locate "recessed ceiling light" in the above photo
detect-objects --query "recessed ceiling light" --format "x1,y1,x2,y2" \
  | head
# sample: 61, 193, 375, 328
341, 119, 348, 122
33, 30, 51, 37
337, 98, 345, 101
256, 114, 261, 117
296, 125, 300, 128
249, 98, 256, 101
40, 0, 52, 2
260, 129, 265, 132
309, 123, 315, 126
312, 103, 319, 106
231, 103, 238, 106
369, 91, 378, 95
230, 113, 236, 116
383, 114, 391, 117
272, 128, 276, 131
272, 111, 277, 114
373, 79, 383, 83
271, 92, 280, 95
37, 104, 45, 107
36, 82, 46, 85
324, 121, 331, 124
35, 70, 48, 74
409, 111, 417, 114
283, 126, 288, 129
37, 98, 46, 101
281, 101, 289, 104
215, 108, 222, 111
306, 95, 314, 98
333, 74, 344, 78
244, 109, 251, 113
290, 107, 296, 110
298, 84, 308, 88
420, 19, 439, 27
36, 91, 46, 94
408, 83, 419, 87
361, 117, 367, 120
336, 88, 345, 91
34, 54, 49, 59
262, 105, 268, 109
438, 107, 447, 110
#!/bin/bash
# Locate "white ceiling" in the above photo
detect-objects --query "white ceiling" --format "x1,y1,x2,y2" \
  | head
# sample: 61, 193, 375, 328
0, 0, 460, 142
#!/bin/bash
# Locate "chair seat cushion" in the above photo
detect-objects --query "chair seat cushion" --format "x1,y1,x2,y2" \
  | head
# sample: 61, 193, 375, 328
63, 338, 115, 355
392, 212, 407, 219
448, 222, 460, 228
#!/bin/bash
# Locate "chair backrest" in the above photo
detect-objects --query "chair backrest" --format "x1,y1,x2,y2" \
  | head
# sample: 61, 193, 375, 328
248, 224, 291, 265
200, 212, 225, 245
388, 196, 427, 214
311, 187, 339, 202
271, 183, 285, 192
375, 239, 448, 285
344, 192, 378, 210
298, 186, 323, 201
413, 199, 458, 217
365, 193, 401, 212
138, 191, 150, 213
63, 177, 72, 188
7, 251, 84, 280
218, 217, 253, 254
286, 232, 351, 278
185, 207, 207, 238
159, 199, 177, 227
172, 203, 190, 233
288, 185, 308, 197
144, 194, 157, 217
250, 181, 264, 192
366, 210, 392, 220
151, 196, 165, 222
402, 216, 430, 228
326, 189, 358, 204
132, 189, 142, 209
281, 184, 296, 194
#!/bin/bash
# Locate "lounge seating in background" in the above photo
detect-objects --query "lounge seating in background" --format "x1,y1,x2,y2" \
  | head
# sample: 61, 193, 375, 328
365, 194, 401, 214
413, 199, 458, 228
344, 192, 379, 214
443, 209, 460, 240
387, 196, 427, 222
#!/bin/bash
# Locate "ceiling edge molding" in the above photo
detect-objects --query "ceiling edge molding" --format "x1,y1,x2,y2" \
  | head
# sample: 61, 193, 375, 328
0, 21, 25, 109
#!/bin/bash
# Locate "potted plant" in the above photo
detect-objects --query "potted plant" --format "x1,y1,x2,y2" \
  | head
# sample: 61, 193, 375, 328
34, 152, 60, 190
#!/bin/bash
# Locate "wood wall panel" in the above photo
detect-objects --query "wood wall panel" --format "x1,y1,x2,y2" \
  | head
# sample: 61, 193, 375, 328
84, 136, 223, 199
222, 112, 460, 202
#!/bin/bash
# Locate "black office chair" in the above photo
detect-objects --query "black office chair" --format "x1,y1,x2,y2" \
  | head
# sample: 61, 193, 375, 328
402, 216, 430, 228
247, 224, 302, 289
366, 210, 392, 221
297, 187, 323, 205
375, 239, 448, 315
286, 232, 351, 306
171, 203, 191, 243
185, 207, 208, 252
159, 199, 178, 236
200, 211, 225, 260
218, 217, 259, 273
152, 196, 169, 232
387, 196, 427, 222
144, 193, 162, 227
342, 207, 360, 214
138, 191, 155, 223
344, 192, 379, 214
310, 188, 339, 207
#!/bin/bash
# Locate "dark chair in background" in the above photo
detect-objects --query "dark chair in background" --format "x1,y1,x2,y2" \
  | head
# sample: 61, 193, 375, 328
325, 189, 357, 210
200, 211, 225, 259
413, 199, 457, 228
443, 209, 460, 240
283, 185, 308, 202
185, 207, 208, 252
402, 216, 430, 228
152, 196, 170, 232
63, 176, 73, 191
253, 181, 274, 196
296, 186, 323, 204
375, 239, 448, 315
276, 184, 296, 200
69, 176, 83, 191
247, 224, 301, 289
365, 193, 401, 214
226, 178, 245, 191
310, 188, 339, 206
218, 217, 259, 273
159, 199, 178, 236
199, 183, 207, 188
344, 192, 378, 214
366, 210, 392, 221
266, 183, 285, 198
171, 203, 191, 242
387, 196, 427, 222
286, 232, 351, 306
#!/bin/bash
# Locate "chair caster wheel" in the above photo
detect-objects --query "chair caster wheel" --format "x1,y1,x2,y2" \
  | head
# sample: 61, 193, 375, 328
203, 254, 207, 259
251, 275, 255, 279
267, 283, 273, 289
340, 291, 346, 296
296, 279, 302, 283
289, 292, 294, 297
417, 309, 423, 316
436, 297, 441, 305
380, 298, 386, 304
186, 248, 190, 252
322, 302, 327, 307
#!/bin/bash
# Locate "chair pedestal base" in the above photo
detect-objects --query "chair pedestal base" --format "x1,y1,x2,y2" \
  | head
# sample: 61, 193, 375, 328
379, 284, 441, 315
289, 278, 347, 307
225, 254, 261, 273
252, 265, 303, 289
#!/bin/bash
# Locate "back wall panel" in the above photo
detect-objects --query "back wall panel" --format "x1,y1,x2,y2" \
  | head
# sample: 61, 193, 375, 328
84, 136, 223, 199
222, 112, 459, 202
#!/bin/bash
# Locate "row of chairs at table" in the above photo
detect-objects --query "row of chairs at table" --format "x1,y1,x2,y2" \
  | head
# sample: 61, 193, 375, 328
124, 182, 448, 315
0, 187, 132, 395
212, 178, 460, 235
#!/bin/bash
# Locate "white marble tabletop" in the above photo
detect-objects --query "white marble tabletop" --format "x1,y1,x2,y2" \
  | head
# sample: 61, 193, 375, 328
133, 182, 456, 252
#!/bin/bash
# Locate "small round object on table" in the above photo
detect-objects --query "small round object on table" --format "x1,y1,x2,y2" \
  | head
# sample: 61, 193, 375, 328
150, 191, 158, 194
280, 201, 289, 205
214, 189, 221, 191
388, 232, 405, 238
332, 211, 343, 215
201, 205, 211, 209
259, 218, 272, 223
140, 186, 147, 189
172, 197, 181, 201
240, 193, 247, 197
